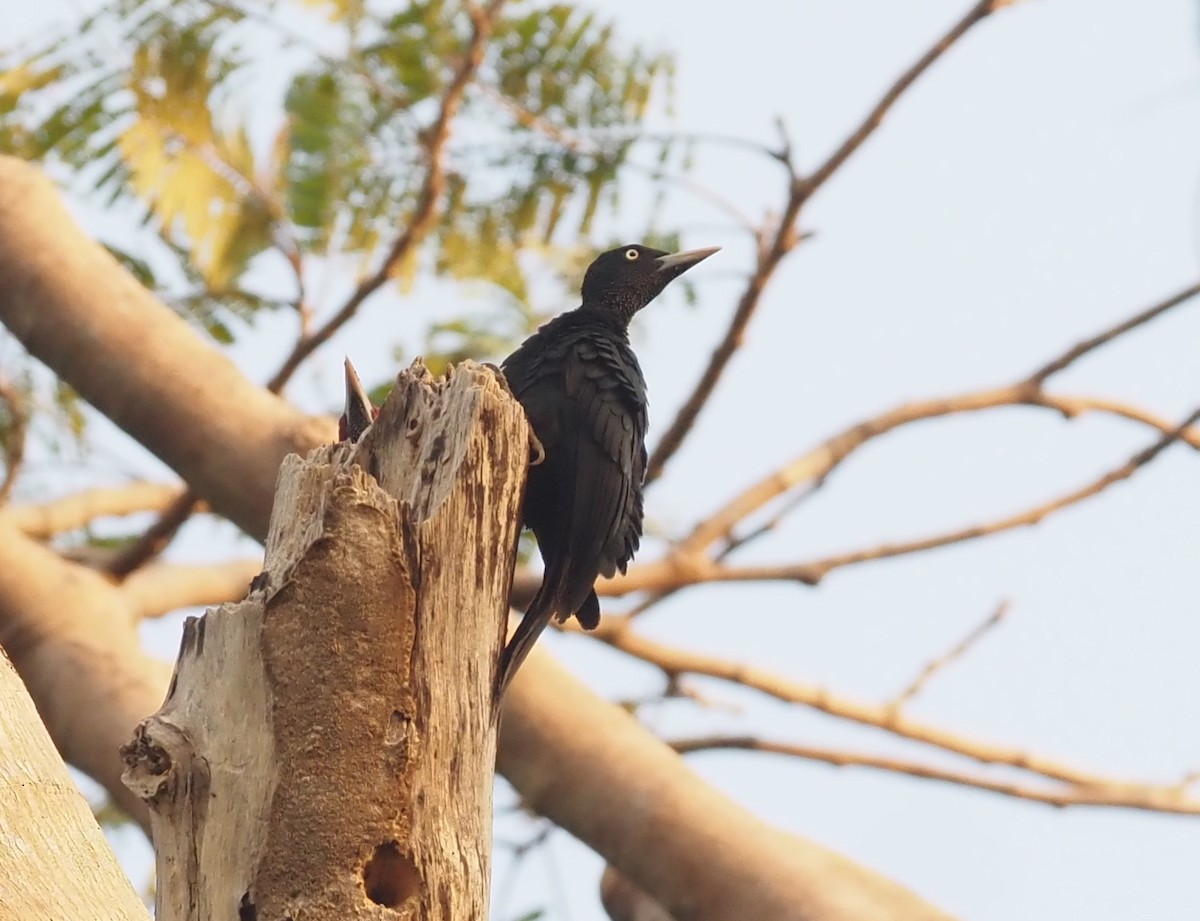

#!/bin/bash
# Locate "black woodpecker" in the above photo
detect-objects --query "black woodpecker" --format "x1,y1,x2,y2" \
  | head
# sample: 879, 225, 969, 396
497, 242, 719, 694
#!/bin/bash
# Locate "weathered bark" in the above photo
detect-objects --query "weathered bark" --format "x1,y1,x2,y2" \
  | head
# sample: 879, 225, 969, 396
120, 363, 526, 920
0, 154, 955, 920
0, 647, 150, 921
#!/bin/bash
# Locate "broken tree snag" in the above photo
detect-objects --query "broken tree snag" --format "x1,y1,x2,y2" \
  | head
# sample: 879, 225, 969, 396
121, 360, 530, 921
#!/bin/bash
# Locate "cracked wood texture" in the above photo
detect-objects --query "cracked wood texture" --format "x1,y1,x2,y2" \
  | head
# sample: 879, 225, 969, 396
120, 361, 528, 921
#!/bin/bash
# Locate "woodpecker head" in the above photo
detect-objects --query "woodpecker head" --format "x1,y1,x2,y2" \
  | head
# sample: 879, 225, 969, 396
580, 243, 719, 325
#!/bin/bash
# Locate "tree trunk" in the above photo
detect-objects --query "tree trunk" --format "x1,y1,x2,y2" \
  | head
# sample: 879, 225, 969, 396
120, 362, 528, 921
0, 648, 150, 921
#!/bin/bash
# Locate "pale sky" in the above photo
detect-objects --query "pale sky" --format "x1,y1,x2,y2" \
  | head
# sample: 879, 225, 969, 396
8, 2, 1200, 920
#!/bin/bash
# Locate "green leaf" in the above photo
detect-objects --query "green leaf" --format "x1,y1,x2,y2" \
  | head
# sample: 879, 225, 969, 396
102, 243, 157, 288
116, 28, 273, 290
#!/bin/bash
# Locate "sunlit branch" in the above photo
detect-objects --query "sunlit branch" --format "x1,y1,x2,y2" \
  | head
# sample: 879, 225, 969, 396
119, 559, 262, 619
0, 483, 189, 538
681, 387, 1200, 559
671, 736, 1200, 816
594, 624, 1119, 788
578, 403, 1200, 595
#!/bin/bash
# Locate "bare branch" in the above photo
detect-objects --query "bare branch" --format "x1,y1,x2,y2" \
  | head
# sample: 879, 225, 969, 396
784, 405, 1200, 583
645, 1, 1004, 484
671, 736, 1200, 816
800, 0, 1004, 198
584, 403, 1200, 595
106, 488, 202, 579
0, 483, 189, 538
890, 601, 1009, 708
1025, 280, 1200, 385
265, 1, 507, 393
595, 624, 1132, 788
119, 559, 262, 619
679, 388, 1200, 560
505, 389, 1200, 607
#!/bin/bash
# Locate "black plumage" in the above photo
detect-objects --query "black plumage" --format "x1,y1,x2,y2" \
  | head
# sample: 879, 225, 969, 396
497, 242, 719, 694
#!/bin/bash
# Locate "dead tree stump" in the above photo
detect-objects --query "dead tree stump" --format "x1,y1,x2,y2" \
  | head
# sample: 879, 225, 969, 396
122, 361, 529, 921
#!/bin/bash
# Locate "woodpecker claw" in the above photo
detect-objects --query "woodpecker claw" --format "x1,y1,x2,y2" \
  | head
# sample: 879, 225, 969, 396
339, 358, 377, 443
528, 431, 546, 466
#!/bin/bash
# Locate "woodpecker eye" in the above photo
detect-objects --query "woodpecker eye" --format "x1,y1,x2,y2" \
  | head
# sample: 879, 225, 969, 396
624, 248, 639, 261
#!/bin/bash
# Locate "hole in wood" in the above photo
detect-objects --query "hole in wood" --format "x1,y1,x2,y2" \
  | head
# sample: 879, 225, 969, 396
363, 841, 419, 908
384, 709, 408, 746
238, 892, 257, 921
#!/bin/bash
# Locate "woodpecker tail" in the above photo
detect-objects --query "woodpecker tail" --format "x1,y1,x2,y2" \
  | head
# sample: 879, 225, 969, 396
495, 580, 600, 701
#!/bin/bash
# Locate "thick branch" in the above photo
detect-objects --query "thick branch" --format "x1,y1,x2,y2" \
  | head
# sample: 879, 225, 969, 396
0, 648, 150, 920
0, 157, 330, 537
0, 520, 167, 826
120, 559, 262, 618
0, 482, 187, 538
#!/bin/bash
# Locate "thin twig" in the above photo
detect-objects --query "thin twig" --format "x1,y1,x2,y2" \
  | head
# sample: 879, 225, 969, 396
783, 405, 1200, 584
0, 376, 28, 504
890, 601, 1009, 708
643, 166, 800, 485
644, 0, 1002, 485
671, 736, 1200, 816
800, 0, 1002, 199
265, 0, 507, 393
593, 404, 1200, 594
507, 389, 1200, 605
596, 625, 1118, 788
1024, 280, 1200, 384
106, 488, 203, 579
